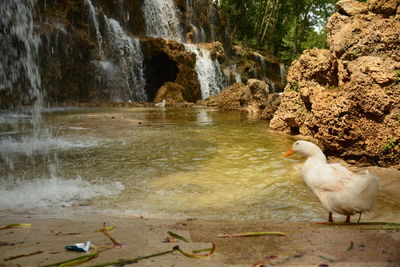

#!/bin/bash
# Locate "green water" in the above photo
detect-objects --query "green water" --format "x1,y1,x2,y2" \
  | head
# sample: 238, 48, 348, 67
2, 107, 399, 222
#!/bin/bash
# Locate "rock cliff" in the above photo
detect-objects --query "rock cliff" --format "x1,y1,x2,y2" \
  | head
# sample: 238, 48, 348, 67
1, 0, 285, 108
270, 0, 400, 168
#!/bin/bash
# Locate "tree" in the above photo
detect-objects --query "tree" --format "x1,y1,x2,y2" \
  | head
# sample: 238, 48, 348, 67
219, 0, 337, 63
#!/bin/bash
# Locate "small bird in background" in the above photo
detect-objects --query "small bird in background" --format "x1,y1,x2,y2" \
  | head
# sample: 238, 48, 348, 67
154, 99, 166, 107
284, 140, 380, 223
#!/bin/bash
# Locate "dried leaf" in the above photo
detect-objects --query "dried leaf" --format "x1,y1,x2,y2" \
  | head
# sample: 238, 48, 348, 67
218, 231, 286, 237
0, 223, 32, 230
192, 247, 212, 253
347, 241, 354, 251
175, 242, 216, 259
96, 224, 123, 247
318, 255, 334, 262
4, 250, 43, 261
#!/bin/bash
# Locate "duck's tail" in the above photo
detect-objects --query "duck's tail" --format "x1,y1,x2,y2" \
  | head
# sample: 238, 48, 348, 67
331, 170, 380, 215
347, 170, 380, 212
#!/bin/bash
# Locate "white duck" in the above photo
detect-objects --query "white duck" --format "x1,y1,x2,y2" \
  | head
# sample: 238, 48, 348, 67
284, 140, 380, 223
154, 99, 166, 107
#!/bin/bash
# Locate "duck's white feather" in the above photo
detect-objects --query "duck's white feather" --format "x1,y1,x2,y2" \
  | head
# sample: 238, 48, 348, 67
293, 140, 380, 216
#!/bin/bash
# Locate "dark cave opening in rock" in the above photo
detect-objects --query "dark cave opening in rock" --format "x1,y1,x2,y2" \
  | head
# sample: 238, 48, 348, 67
144, 52, 179, 101
290, 126, 300, 135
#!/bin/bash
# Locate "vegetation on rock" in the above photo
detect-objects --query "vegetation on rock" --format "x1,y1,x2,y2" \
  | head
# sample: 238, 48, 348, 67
270, 0, 400, 168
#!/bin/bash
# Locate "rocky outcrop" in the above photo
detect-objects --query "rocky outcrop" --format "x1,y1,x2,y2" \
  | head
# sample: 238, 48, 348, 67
270, 0, 400, 168
140, 38, 201, 103
199, 79, 282, 118
231, 45, 285, 92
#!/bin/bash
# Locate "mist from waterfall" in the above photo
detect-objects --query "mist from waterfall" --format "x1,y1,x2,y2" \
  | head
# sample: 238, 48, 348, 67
142, 0, 184, 42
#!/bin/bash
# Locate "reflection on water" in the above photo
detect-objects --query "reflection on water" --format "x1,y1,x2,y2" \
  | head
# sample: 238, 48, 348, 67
1, 107, 399, 222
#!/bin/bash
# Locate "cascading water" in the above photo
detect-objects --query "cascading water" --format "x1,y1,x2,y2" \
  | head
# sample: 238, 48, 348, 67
265, 78, 276, 93
280, 63, 287, 85
0, 0, 45, 172
142, 0, 184, 42
0, 0, 123, 213
255, 53, 276, 93
84, 0, 104, 57
0, 0, 42, 111
184, 44, 224, 99
103, 17, 147, 102
231, 64, 242, 83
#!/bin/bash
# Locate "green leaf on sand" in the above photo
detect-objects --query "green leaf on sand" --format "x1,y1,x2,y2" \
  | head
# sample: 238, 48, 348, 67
167, 231, 189, 242
218, 231, 286, 237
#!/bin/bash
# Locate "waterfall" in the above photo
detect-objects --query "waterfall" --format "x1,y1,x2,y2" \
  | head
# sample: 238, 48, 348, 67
259, 54, 266, 76
265, 78, 276, 93
280, 63, 287, 85
104, 17, 147, 102
142, 0, 183, 42
0, 0, 42, 112
84, 0, 104, 57
0, 0, 61, 180
231, 64, 242, 83
0, 0, 43, 143
184, 44, 224, 100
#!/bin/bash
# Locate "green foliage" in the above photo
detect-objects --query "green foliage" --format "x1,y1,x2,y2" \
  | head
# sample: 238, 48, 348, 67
382, 138, 398, 153
220, 0, 337, 64
288, 82, 300, 92
394, 69, 400, 83
349, 51, 359, 60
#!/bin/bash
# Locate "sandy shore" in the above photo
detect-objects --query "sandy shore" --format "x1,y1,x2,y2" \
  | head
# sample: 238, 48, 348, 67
1, 168, 399, 266
1, 213, 400, 267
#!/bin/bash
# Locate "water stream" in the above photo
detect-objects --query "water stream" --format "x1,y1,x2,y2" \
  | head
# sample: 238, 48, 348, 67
142, 0, 184, 42
184, 44, 225, 99
84, 0, 104, 57
103, 17, 147, 102
1, 107, 399, 222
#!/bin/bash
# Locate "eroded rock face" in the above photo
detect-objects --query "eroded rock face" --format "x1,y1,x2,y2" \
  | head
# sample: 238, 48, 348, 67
140, 38, 201, 103
270, 0, 400, 168
336, 0, 368, 16
199, 79, 282, 118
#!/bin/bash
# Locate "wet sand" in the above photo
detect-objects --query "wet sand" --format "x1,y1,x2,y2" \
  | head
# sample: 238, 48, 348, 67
1, 168, 399, 266
1, 214, 400, 267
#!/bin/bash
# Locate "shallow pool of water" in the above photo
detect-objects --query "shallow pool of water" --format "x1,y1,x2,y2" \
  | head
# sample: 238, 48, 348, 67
1, 107, 399, 222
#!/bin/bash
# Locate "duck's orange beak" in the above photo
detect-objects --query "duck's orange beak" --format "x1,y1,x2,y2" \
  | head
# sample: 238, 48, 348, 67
283, 149, 294, 156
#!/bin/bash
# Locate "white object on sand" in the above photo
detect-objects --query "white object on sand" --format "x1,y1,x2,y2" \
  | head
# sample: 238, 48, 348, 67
155, 99, 166, 107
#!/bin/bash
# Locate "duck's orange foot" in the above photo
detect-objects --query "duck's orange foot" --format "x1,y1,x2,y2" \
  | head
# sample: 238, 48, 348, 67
315, 212, 334, 225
